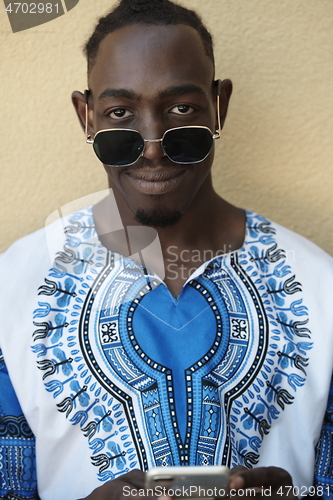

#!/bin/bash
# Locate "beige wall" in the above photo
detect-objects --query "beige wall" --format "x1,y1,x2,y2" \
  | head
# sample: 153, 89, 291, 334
1, 0, 333, 254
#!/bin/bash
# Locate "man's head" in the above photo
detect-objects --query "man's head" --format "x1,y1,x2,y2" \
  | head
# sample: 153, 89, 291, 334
72, 1, 232, 229
85, 0, 215, 77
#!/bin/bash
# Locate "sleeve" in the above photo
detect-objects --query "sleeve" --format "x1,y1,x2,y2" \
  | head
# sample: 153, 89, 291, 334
314, 373, 333, 499
0, 348, 40, 500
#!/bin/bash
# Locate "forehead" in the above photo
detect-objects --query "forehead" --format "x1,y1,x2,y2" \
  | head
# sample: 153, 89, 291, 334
89, 23, 214, 99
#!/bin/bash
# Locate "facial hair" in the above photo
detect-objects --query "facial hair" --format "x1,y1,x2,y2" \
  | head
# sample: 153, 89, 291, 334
135, 206, 183, 228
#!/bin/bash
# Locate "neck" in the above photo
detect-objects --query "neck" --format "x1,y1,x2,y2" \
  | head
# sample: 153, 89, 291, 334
93, 175, 245, 297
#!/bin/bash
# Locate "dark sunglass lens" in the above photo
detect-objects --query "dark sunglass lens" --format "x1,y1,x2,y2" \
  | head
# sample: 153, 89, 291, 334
93, 130, 144, 166
163, 128, 213, 163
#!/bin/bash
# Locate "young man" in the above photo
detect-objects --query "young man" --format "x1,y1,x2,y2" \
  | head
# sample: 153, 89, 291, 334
1, 1, 333, 499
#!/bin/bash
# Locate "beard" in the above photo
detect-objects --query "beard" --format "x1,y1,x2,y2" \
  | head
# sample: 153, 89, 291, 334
135, 206, 183, 228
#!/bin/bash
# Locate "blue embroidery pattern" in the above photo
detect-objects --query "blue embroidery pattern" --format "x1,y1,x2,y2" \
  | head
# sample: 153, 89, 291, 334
315, 374, 333, 498
0, 349, 39, 499
31, 208, 313, 482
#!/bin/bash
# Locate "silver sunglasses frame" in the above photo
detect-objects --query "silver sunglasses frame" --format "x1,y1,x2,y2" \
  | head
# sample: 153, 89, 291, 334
84, 80, 222, 167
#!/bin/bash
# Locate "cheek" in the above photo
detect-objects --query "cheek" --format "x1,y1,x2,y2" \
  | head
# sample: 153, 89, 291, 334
104, 165, 124, 192
104, 167, 142, 203
196, 148, 215, 180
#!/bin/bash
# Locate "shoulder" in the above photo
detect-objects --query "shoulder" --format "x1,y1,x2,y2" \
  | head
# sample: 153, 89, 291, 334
0, 210, 88, 328
0, 206, 94, 278
244, 211, 333, 315
246, 210, 333, 268
0, 226, 54, 348
1, 225, 48, 262
0, 204, 97, 295
0, 225, 52, 287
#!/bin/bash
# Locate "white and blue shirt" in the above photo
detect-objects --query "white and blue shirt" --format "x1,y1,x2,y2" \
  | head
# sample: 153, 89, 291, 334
1, 207, 333, 500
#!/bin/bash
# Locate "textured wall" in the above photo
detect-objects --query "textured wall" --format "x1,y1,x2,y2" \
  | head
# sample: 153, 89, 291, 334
1, 0, 333, 254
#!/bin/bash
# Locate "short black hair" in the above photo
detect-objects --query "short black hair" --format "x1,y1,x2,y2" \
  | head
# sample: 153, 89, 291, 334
85, 0, 214, 75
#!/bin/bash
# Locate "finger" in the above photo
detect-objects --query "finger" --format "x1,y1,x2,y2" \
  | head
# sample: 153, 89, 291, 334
123, 469, 146, 489
83, 470, 147, 500
229, 465, 247, 488
229, 466, 292, 490
229, 466, 247, 476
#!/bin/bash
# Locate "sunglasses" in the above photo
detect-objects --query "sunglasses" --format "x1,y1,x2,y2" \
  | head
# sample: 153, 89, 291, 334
84, 80, 222, 167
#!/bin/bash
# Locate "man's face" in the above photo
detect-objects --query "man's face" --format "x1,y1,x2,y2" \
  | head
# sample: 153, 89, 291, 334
88, 23, 217, 227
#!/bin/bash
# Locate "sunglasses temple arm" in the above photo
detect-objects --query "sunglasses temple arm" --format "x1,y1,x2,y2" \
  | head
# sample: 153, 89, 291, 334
85, 90, 94, 144
213, 79, 222, 140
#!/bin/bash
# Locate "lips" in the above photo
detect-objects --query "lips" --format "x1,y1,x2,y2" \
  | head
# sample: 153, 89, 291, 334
129, 169, 184, 181
125, 168, 187, 194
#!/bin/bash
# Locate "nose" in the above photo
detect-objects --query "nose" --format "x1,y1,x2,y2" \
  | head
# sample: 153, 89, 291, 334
142, 137, 165, 160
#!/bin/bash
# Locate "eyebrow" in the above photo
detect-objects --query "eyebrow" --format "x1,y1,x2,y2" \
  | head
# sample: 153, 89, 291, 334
158, 84, 207, 100
98, 88, 141, 101
97, 84, 206, 102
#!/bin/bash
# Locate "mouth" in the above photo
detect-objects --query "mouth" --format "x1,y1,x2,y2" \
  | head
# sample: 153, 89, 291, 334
125, 168, 187, 194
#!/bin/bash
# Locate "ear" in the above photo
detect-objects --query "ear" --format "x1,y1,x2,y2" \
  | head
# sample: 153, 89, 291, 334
215, 79, 233, 131
72, 90, 94, 138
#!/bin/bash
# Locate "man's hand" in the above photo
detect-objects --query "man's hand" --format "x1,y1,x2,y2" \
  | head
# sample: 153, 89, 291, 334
78, 466, 296, 500
228, 466, 297, 498
78, 469, 146, 500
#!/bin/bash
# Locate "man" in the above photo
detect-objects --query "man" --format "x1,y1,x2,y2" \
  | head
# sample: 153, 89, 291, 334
1, 0, 333, 499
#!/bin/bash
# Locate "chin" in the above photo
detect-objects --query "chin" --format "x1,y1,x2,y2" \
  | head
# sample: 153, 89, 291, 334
134, 207, 183, 228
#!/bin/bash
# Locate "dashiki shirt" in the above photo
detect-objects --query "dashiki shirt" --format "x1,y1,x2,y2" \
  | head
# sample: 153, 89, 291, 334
1, 206, 333, 500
